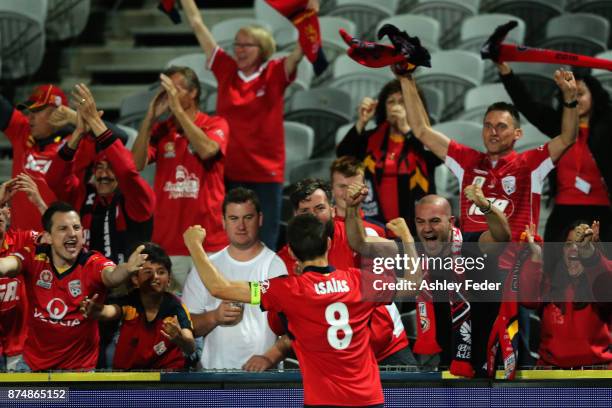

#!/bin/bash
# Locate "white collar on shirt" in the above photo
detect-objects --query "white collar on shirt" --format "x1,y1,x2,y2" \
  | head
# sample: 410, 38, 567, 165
238, 60, 270, 83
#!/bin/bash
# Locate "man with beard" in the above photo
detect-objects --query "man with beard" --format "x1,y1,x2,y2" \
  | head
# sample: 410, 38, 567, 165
0, 202, 147, 371
345, 182, 511, 376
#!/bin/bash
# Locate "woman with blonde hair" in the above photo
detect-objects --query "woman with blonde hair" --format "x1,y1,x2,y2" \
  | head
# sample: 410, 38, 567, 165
181, 0, 305, 250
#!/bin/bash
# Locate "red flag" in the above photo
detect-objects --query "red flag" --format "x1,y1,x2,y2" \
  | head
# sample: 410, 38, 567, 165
159, 0, 181, 24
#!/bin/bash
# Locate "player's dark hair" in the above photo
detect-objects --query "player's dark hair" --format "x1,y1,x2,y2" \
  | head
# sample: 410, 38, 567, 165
140, 242, 172, 274
42, 201, 78, 232
287, 213, 332, 262
162, 65, 202, 103
223, 187, 262, 216
484, 102, 521, 128
289, 178, 332, 211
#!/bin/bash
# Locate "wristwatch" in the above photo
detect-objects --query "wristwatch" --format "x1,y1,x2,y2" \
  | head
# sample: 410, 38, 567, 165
563, 99, 578, 108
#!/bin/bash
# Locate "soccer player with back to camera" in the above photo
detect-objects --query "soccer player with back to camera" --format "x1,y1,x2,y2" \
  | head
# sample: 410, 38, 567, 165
184, 213, 420, 407
0, 202, 147, 371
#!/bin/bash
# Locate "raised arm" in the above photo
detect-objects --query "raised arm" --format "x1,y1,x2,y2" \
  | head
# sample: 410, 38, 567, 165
160, 74, 220, 160
464, 185, 511, 254
132, 90, 168, 171
398, 75, 450, 160
497, 62, 560, 136
184, 225, 251, 303
180, 0, 217, 60
547, 69, 579, 163
101, 244, 148, 288
80, 293, 122, 321
284, 44, 304, 80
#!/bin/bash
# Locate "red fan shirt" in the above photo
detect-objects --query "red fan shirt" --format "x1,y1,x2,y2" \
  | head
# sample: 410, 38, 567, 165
0, 229, 37, 357
112, 290, 193, 370
209, 47, 295, 183
260, 266, 385, 406
12, 245, 115, 371
148, 112, 229, 254
445, 140, 554, 240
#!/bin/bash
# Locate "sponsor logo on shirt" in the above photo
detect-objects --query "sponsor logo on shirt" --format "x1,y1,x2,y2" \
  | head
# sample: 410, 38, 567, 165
36, 270, 53, 289
68, 280, 82, 297
163, 142, 176, 158
473, 169, 488, 175
46, 298, 68, 320
153, 341, 167, 356
163, 165, 200, 199
24, 154, 52, 173
467, 197, 514, 223
501, 176, 516, 195
0, 280, 19, 309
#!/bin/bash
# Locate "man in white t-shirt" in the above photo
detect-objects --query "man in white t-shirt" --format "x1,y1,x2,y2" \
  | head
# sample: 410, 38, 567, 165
182, 187, 287, 369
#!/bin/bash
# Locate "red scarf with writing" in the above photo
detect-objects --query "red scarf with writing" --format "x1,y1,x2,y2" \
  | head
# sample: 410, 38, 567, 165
414, 227, 475, 378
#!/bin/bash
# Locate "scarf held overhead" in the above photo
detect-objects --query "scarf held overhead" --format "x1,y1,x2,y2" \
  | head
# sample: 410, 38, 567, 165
266, 0, 328, 76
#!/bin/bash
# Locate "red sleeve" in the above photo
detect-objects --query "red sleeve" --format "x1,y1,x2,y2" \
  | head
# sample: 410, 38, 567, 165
3, 109, 29, 146
202, 116, 229, 156
522, 143, 554, 169
11, 244, 35, 277
209, 47, 237, 87
44, 144, 83, 204
88, 252, 117, 290
267, 312, 287, 336
519, 259, 544, 308
260, 275, 293, 314
446, 140, 478, 168
102, 135, 156, 222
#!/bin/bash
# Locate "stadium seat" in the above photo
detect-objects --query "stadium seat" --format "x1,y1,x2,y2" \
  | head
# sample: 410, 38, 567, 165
435, 164, 460, 214
537, 13, 609, 56
328, 55, 393, 118
432, 120, 483, 152
592, 50, 612, 89
46, 0, 90, 41
334, 121, 377, 147
115, 124, 138, 150
254, 0, 296, 50
568, 0, 612, 47
405, 0, 480, 49
284, 121, 315, 184
211, 18, 273, 54
414, 50, 484, 120
205, 91, 217, 114
419, 84, 445, 125
0, 158, 12, 184
456, 84, 512, 122
319, 17, 357, 65
400, 311, 417, 342
273, 51, 314, 103
509, 62, 559, 107
165, 53, 218, 95
288, 158, 336, 185
458, 14, 526, 82
326, 0, 398, 38
118, 87, 159, 129
376, 14, 441, 52
0, 0, 47, 79
286, 88, 352, 158
482, 0, 565, 45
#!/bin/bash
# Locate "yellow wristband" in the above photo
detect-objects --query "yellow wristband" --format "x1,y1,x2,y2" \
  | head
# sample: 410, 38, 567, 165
250, 281, 261, 305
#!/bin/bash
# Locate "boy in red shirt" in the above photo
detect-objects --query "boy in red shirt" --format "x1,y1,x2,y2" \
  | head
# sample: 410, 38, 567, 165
81, 242, 195, 370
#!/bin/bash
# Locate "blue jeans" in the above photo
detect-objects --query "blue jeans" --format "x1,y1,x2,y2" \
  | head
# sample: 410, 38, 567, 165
226, 181, 283, 250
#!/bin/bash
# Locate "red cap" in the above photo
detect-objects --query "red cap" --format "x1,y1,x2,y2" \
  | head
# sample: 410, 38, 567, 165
18, 84, 68, 111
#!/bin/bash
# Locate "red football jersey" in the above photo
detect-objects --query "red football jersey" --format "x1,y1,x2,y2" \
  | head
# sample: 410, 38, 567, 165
209, 47, 295, 183
0, 229, 37, 357
148, 112, 229, 254
445, 140, 554, 240
276, 218, 409, 361
112, 290, 193, 370
12, 245, 115, 370
260, 267, 385, 406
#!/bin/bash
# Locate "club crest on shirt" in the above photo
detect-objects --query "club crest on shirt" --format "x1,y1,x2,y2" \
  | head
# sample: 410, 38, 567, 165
259, 280, 270, 294
36, 270, 53, 289
501, 176, 516, 195
163, 165, 200, 199
153, 341, 167, 356
163, 142, 176, 158
68, 280, 82, 297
